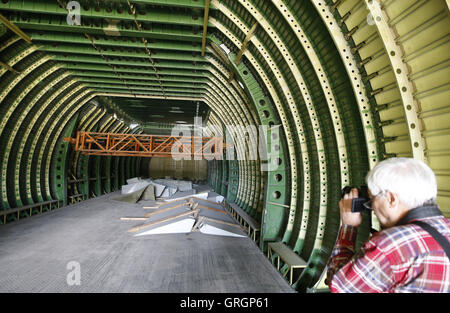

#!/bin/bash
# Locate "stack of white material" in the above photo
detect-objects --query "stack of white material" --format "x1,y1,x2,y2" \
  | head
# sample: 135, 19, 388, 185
148, 181, 166, 197
121, 178, 150, 195
134, 218, 196, 237
164, 191, 208, 202
121, 178, 197, 199
154, 179, 192, 192
126, 190, 246, 238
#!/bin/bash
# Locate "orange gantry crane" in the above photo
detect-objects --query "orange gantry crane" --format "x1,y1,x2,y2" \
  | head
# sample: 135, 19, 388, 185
64, 131, 226, 159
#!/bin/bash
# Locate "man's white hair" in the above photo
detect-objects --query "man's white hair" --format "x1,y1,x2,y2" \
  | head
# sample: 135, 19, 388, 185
366, 157, 437, 209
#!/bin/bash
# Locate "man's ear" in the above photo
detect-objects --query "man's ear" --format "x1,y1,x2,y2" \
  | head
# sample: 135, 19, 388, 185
386, 191, 400, 208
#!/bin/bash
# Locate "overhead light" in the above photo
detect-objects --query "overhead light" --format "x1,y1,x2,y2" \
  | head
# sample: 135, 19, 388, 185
130, 123, 139, 130
151, 114, 164, 118
169, 110, 184, 114
175, 121, 187, 124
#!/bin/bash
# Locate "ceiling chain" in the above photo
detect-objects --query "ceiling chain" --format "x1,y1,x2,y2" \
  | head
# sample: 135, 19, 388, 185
56, 0, 138, 97
126, 0, 166, 99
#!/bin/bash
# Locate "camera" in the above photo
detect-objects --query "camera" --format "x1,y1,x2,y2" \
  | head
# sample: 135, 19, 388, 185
341, 186, 371, 212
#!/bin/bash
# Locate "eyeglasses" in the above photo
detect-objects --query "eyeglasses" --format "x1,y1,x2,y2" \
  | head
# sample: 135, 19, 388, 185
362, 191, 385, 210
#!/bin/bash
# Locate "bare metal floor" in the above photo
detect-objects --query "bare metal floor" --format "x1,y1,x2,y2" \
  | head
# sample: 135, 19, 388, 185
0, 192, 294, 293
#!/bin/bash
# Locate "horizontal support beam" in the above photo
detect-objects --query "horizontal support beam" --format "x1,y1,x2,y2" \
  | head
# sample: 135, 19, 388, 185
38, 44, 209, 62
65, 131, 225, 158
28, 31, 204, 53
70, 71, 211, 83
9, 15, 209, 42
92, 86, 206, 96
75, 75, 208, 86
95, 89, 204, 98
77, 77, 208, 89
0, 0, 213, 28
128, 0, 217, 10
86, 83, 207, 93
51, 53, 209, 70
61, 63, 208, 78
97, 93, 204, 102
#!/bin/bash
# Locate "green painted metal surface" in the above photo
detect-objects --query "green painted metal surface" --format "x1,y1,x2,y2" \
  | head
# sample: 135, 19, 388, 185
228, 51, 289, 245
52, 114, 79, 206
4, 0, 443, 293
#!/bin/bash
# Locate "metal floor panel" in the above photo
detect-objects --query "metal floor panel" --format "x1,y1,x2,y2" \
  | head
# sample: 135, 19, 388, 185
0, 192, 294, 293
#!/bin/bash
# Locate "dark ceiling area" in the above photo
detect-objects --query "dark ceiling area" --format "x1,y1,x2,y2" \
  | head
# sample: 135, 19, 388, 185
112, 97, 209, 125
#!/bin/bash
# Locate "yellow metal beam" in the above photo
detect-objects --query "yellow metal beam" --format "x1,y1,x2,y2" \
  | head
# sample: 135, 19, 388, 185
201, 0, 211, 56
365, 0, 425, 162
229, 22, 258, 81
0, 12, 32, 43
209, 42, 231, 66
208, 43, 236, 83
235, 22, 258, 66
0, 60, 20, 73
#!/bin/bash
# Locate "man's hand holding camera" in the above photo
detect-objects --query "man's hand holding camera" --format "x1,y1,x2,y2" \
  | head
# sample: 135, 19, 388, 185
340, 188, 362, 227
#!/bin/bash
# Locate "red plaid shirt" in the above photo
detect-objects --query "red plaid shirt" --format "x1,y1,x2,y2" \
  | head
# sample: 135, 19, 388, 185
326, 216, 450, 293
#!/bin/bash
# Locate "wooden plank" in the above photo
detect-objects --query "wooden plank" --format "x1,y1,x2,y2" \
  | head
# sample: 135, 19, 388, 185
203, 217, 243, 229
143, 202, 187, 218
187, 199, 199, 210
197, 204, 228, 215
142, 205, 159, 209
120, 217, 148, 221
192, 196, 223, 205
128, 209, 199, 233
142, 200, 166, 209
229, 203, 261, 230
143, 196, 196, 208
268, 242, 307, 267
191, 216, 205, 232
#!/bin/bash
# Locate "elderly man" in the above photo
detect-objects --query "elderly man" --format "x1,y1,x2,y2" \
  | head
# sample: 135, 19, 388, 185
326, 158, 450, 293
